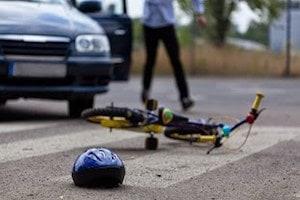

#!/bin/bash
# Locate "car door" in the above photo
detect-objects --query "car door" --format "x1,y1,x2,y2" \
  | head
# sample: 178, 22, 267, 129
87, 0, 132, 81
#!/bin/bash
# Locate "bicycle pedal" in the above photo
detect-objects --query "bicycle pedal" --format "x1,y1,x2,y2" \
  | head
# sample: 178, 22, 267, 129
146, 99, 158, 111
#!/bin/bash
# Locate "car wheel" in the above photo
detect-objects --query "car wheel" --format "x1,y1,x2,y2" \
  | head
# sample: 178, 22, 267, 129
69, 97, 94, 118
0, 99, 7, 106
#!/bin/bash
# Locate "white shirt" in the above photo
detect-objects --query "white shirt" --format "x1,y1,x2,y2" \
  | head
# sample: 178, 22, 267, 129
142, 0, 205, 28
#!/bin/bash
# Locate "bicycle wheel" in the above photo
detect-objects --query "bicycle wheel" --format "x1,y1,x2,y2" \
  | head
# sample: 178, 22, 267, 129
164, 126, 212, 143
81, 107, 145, 125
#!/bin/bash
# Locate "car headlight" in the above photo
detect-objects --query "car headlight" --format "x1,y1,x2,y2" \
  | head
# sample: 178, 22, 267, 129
75, 35, 110, 54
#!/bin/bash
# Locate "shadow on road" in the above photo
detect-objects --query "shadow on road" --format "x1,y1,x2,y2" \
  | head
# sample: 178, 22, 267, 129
0, 103, 68, 122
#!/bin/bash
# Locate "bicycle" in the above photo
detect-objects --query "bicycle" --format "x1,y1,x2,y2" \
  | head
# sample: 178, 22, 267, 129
164, 93, 265, 154
81, 100, 173, 150
81, 93, 265, 153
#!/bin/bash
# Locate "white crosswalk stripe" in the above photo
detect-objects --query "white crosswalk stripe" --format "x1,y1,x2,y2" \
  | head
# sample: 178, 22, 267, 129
124, 127, 299, 188
0, 121, 59, 135
45, 126, 300, 189
0, 129, 141, 163
0, 123, 299, 189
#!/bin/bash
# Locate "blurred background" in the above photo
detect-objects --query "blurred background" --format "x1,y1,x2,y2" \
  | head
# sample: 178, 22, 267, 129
125, 0, 300, 77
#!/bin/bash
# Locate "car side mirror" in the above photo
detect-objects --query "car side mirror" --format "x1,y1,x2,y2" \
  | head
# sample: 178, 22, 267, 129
77, 0, 102, 13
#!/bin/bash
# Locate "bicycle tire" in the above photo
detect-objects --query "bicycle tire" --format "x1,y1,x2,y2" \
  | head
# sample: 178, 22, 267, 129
164, 127, 212, 143
81, 107, 145, 124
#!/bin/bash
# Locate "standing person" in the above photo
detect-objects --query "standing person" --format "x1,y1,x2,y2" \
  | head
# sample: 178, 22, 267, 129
141, 0, 207, 111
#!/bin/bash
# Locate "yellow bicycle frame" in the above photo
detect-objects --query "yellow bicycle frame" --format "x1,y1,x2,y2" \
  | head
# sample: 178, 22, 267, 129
98, 118, 164, 134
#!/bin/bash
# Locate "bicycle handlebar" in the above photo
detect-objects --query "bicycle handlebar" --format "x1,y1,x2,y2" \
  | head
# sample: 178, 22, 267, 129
246, 92, 265, 124
224, 93, 265, 133
209, 93, 266, 154
251, 93, 265, 113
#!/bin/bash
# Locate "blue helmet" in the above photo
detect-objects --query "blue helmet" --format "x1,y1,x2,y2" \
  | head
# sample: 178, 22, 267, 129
72, 148, 125, 187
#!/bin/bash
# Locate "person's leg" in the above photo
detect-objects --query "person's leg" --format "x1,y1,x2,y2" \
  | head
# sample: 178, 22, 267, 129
160, 26, 194, 109
142, 25, 159, 102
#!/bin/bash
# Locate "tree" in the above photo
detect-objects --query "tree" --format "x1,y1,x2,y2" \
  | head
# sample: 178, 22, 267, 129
205, 0, 236, 46
178, 0, 282, 46
231, 21, 269, 45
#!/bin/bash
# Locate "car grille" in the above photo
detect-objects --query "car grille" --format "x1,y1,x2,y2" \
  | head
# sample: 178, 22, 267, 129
0, 35, 70, 57
0, 40, 69, 57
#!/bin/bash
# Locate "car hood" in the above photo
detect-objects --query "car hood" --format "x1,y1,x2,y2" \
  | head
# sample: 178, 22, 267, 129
0, 1, 103, 39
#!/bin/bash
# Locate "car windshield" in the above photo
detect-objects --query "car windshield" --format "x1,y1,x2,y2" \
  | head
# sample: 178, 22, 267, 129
0, 0, 64, 3
101, 0, 124, 15
77, 0, 124, 15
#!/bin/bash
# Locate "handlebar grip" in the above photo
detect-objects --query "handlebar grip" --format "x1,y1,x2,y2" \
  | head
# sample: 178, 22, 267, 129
251, 93, 264, 112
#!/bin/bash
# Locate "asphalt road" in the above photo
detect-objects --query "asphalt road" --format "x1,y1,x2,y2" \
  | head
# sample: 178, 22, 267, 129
0, 77, 299, 200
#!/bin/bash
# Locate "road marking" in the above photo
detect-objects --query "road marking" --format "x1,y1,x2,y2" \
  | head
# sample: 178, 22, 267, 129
0, 121, 58, 135
123, 127, 299, 188
50, 126, 300, 188
0, 129, 141, 163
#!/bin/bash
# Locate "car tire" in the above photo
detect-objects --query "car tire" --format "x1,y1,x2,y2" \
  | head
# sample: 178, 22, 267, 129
69, 97, 94, 118
0, 99, 7, 106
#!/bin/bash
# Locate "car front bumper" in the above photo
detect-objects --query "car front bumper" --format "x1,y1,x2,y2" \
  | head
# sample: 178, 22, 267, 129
0, 55, 114, 99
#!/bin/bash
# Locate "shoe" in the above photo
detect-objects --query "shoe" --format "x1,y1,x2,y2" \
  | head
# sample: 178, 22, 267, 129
141, 90, 149, 104
181, 97, 195, 111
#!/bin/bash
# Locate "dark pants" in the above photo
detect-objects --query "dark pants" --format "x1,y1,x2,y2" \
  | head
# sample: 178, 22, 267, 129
142, 25, 189, 99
